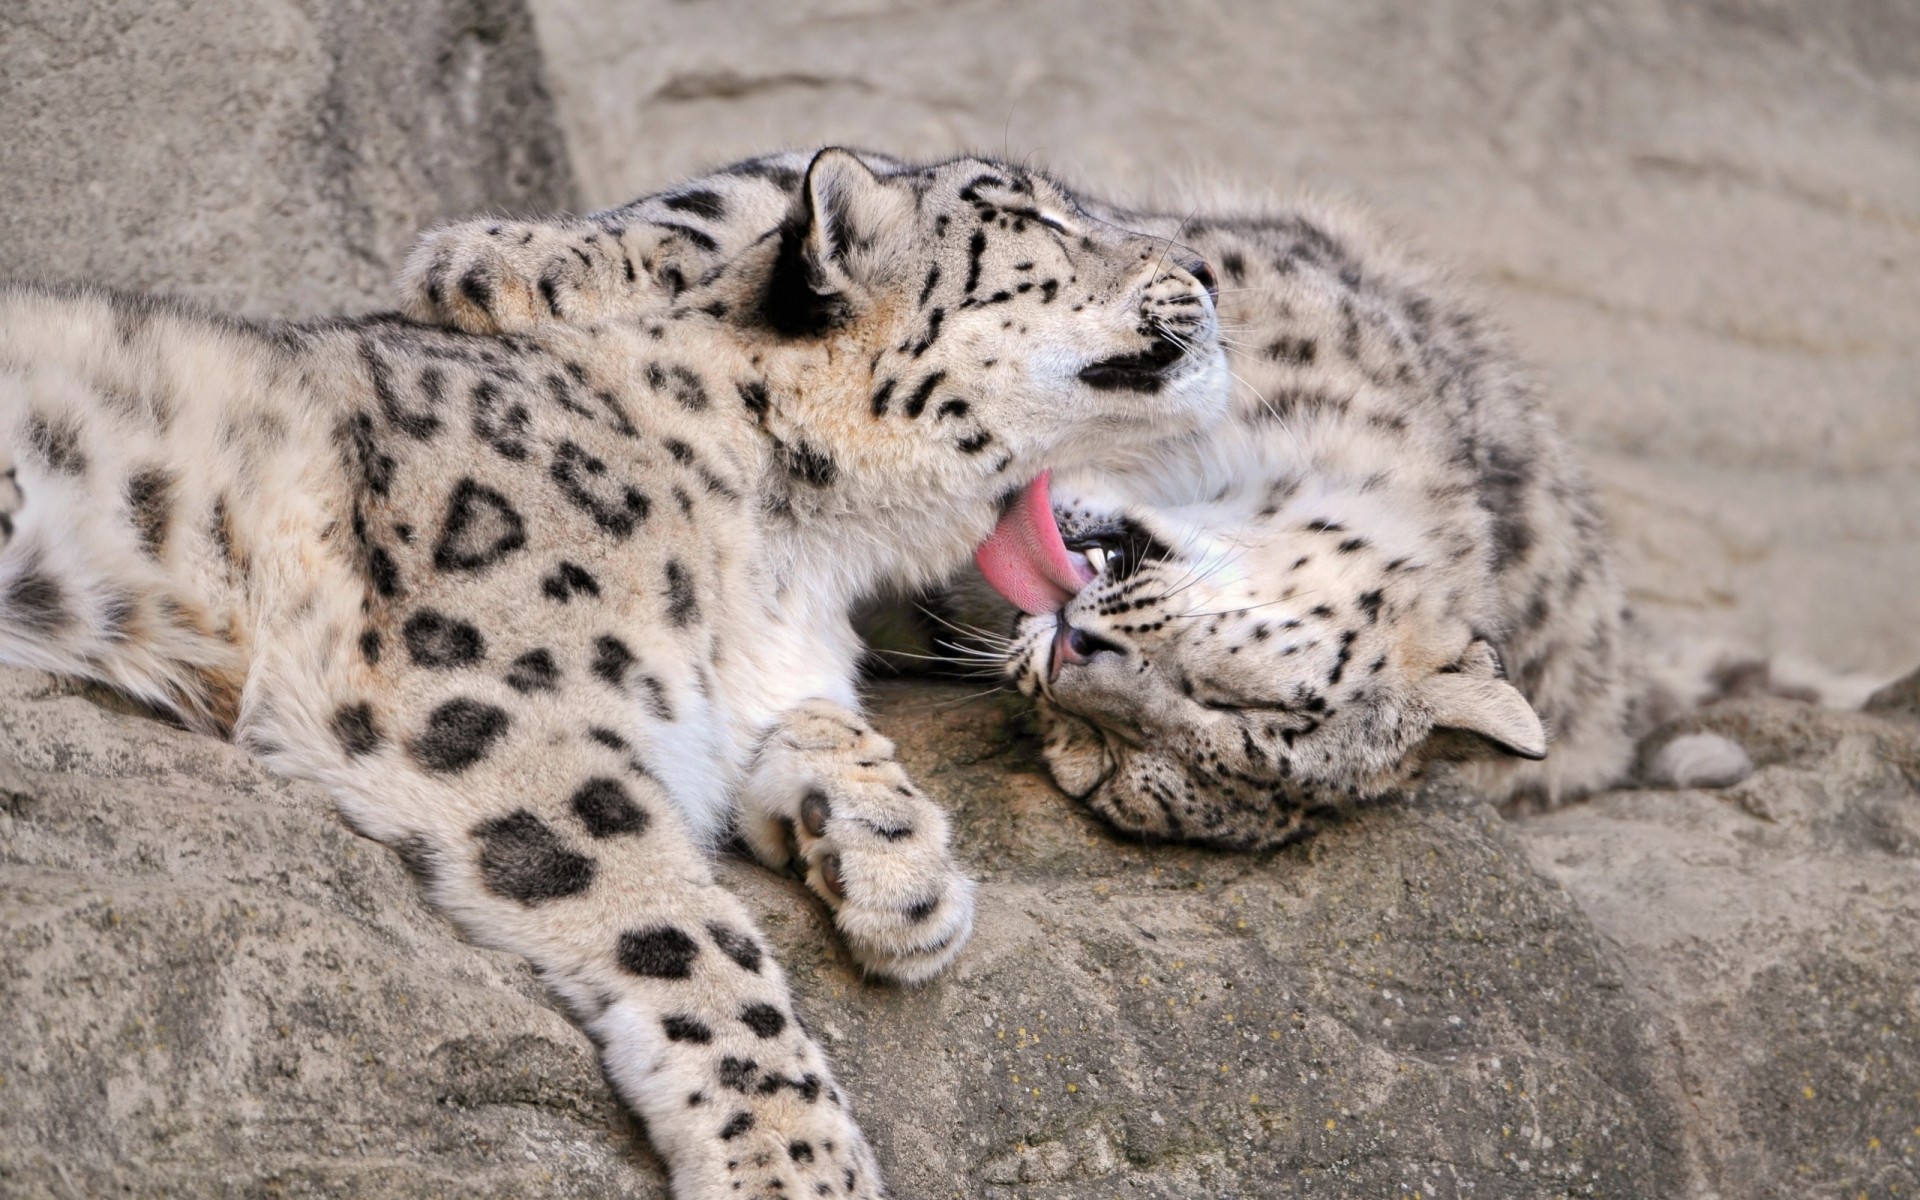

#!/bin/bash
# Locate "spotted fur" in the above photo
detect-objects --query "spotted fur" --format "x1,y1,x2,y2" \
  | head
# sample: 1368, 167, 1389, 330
391, 165, 1761, 855
0, 148, 1225, 1196
991, 197, 1696, 847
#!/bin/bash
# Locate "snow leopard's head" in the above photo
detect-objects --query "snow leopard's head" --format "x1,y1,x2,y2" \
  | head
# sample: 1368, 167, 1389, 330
1001, 490, 1546, 850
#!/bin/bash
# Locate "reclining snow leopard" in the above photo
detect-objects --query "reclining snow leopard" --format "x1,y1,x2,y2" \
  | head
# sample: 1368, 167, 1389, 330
0, 148, 1226, 1197
953, 196, 1756, 846
401, 160, 1753, 852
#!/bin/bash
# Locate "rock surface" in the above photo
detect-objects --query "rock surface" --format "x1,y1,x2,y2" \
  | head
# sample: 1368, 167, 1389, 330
6, 670, 1918, 1196
0, 0, 575, 318
523, 0, 1920, 680
2, 670, 1696, 1197
1516, 685, 1920, 1199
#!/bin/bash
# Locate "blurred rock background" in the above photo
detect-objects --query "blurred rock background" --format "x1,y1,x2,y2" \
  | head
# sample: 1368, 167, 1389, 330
1, 1, 1915, 1197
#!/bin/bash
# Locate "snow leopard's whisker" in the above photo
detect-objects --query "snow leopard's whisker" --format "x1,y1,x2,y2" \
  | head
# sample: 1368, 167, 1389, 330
1147, 545, 1253, 606
913, 604, 1019, 651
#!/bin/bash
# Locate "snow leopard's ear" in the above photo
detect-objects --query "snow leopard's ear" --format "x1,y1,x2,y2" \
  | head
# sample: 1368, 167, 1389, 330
1421, 674, 1548, 761
762, 148, 915, 335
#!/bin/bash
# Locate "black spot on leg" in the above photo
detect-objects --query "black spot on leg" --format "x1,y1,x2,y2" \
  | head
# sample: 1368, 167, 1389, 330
359, 628, 382, 664
591, 636, 636, 686
330, 703, 382, 756
342, 412, 395, 497
664, 560, 700, 626
407, 698, 509, 773
637, 675, 674, 722
2, 558, 69, 635
718, 1111, 754, 1141
541, 560, 601, 602
391, 834, 440, 888
366, 546, 402, 598
739, 1003, 787, 1038
551, 441, 650, 537
125, 468, 175, 558
718, 1056, 759, 1091
471, 379, 533, 460
789, 1141, 814, 1164
869, 378, 895, 417
402, 609, 486, 667
505, 648, 558, 693
433, 479, 527, 572
617, 926, 700, 979
473, 810, 596, 904
706, 923, 763, 974
361, 342, 442, 440
662, 1015, 713, 1043
26, 413, 87, 476
570, 777, 649, 837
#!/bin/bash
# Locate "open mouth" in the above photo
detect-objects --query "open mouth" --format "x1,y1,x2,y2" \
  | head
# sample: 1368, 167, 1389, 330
1075, 337, 1187, 393
974, 471, 1094, 616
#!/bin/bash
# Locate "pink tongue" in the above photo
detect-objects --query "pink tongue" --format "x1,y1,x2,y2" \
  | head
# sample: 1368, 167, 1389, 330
975, 471, 1096, 616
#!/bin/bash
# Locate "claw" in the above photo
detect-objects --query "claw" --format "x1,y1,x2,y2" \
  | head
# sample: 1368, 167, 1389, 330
819, 854, 846, 900
800, 789, 832, 838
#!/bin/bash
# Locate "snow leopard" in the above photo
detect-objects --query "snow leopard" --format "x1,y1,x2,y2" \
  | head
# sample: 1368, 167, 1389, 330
969, 196, 1754, 847
389, 162, 1749, 853
0, 148, 1226, 1197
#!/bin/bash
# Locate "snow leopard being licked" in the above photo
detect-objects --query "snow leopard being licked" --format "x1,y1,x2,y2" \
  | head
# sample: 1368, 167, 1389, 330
397, 161, 1751, 854
980, 197, 1757, 847
0, 149, 1226, 1197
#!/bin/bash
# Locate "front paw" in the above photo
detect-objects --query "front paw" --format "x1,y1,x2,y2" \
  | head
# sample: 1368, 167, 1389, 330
742, 703, 976, 984
796, 771, 976, 985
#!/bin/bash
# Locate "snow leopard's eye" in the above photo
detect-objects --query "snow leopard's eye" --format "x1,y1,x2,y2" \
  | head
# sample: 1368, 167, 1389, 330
1065, 517, 1174, 583
1065, 533, 1128, 578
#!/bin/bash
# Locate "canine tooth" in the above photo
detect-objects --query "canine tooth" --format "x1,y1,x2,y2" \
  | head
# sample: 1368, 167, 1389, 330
1085, 547, 1109, 574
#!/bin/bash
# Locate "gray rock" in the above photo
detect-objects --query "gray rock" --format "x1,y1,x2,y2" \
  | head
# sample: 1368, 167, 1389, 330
0, 0, 576, 318
1866, 664, 1920, 720
0, 670, 1694, 1197
1515, 696, 1920, 1197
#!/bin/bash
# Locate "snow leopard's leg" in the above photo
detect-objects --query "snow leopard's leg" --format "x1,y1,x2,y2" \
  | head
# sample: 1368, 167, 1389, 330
301, 681, 887, 1200
736, 699, 976, 983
